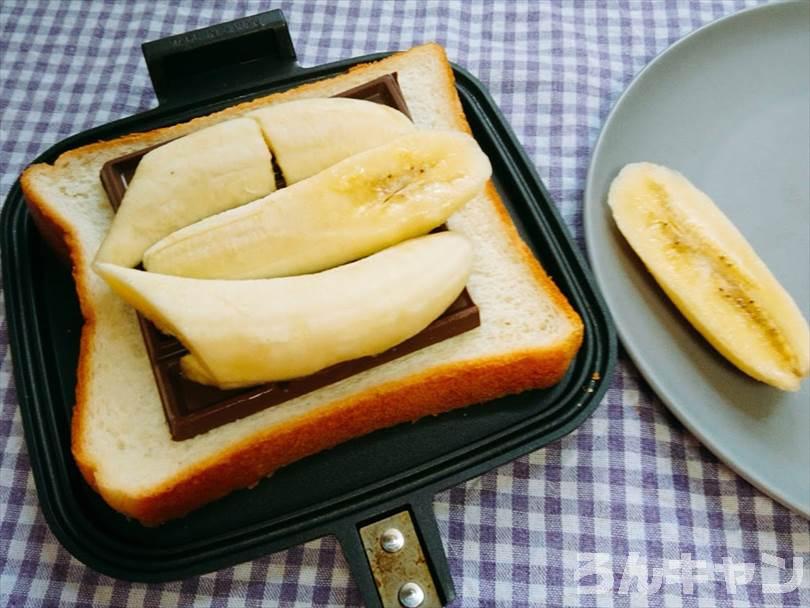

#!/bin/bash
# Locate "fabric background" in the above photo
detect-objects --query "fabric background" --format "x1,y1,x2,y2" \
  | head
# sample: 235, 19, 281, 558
1, 1, 807, 607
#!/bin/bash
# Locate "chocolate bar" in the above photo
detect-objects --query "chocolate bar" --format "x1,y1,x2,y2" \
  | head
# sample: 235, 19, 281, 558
99, 74, 480, 440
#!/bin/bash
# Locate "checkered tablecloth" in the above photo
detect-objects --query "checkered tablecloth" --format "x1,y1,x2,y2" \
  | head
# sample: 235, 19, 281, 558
1, 1, 808, 606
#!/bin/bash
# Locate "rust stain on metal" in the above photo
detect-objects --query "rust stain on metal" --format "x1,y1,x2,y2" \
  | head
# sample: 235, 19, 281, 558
359, 511, 442, 607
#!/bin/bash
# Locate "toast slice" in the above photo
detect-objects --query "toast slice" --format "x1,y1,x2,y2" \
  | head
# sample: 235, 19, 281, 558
21, 43, 583, 525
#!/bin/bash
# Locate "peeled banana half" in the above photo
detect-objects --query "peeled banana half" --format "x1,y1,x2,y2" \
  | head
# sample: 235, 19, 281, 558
95, 118, 276, 268
609, 162, 809, 391
247, 97, 415, 184
143, 130, 491, 279
95, 232, 473, 389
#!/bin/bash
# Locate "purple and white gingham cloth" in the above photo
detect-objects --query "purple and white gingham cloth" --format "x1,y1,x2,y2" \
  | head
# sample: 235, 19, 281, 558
1, 1, 807, 606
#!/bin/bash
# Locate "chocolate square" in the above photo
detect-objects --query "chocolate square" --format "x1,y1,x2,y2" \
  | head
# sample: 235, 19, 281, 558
99, 74, 480, 440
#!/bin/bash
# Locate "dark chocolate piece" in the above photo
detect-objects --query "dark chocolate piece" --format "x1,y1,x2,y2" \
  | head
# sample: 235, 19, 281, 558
100, 73, 480, 440
336, 75, 412, 119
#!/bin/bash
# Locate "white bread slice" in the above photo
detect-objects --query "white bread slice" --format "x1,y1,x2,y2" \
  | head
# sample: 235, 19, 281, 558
21, 43, 583, 525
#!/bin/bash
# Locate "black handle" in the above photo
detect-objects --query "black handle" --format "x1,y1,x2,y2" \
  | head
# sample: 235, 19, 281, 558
141, 9, 300, 107
336, 493, 455, 608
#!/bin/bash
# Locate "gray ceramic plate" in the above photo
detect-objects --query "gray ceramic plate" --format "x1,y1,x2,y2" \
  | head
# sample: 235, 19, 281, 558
584, 0, 810, 517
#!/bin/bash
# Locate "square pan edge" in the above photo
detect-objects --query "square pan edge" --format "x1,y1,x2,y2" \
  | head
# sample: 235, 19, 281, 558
0, 54, 616, 579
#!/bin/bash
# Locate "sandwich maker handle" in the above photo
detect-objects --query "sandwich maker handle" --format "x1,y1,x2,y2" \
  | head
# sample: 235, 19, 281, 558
335, 492, 456, 608
141, 9, 301, 108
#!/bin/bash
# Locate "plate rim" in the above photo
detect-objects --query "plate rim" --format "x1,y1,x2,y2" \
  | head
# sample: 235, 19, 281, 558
583, 0, 810, 518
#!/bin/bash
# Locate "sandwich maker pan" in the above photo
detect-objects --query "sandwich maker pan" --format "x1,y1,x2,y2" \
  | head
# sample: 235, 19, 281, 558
0, 11, 616, 607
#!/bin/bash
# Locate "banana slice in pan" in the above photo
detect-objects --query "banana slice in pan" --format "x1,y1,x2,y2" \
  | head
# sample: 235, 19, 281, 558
143, 130, 491, 279
95, 118, 276, 268
95, 232, 473, 389
247, 97, 415, 184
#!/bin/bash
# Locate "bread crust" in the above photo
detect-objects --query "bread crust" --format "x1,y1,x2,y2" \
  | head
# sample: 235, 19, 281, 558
19, 168, 103, 495
115, 344, 580, 525
20, 43, 584, 524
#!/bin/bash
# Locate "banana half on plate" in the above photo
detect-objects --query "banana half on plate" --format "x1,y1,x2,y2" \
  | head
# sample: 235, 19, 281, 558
609, 162, 809, 392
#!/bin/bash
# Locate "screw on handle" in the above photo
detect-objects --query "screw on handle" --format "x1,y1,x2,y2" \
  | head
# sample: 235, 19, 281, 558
380, 528, 406, 553
141, 9, 299, 107
398, 582, 426, 607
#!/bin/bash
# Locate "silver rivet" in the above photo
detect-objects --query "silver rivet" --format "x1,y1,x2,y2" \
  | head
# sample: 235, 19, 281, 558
398, 582, 425, 607
380, 527, 405, 553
